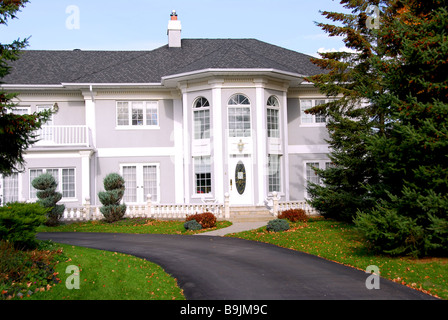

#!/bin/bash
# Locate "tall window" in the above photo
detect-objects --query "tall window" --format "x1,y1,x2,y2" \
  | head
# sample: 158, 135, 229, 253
193, 97, 210, 140
228, 94, 251, 138
117, 101, 159, 127
194, 156, 212, 194
267, 96, 280, 138
268, 154, 281, 192
30, 168, 75, 199
300, 100, 326, 125
2, 173, 19, 204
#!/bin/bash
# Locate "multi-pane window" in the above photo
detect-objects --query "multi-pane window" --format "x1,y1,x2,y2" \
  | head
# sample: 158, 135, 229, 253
300, 100, 327, 124
143, 165, 158, 202
122, 166, 137, 203
194, 156, 212, 194
267, 96, 280, 138
228, 94, 251, 138
193, 97, 210, 140
267, 109, 279, 138
117, 101, 159, 127
122, 164, 159, 203
30, 168, 75, 199
306, 162, 320, 185
62, 169, 76, 198
228, 107, 251, 137
268, 154, 281, 192
305, 161, 332, 198
2, 173, 19, 204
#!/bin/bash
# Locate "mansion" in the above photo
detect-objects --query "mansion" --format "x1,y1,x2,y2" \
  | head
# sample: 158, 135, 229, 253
0, 12, 331, 212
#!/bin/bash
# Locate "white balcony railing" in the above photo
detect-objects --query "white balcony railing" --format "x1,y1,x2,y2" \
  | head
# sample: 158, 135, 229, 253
34, 126, 90, 147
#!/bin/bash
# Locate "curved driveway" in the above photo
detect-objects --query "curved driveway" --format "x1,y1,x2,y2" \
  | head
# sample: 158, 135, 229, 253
37, 232, 437, 300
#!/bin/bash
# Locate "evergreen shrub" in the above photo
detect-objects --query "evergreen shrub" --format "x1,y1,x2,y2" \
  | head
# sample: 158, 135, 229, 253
31, 173, 65, 226
0, 202, 48, 249
184, 219, 202, 231
98, 173, 126, 223
266, 219, 290, 232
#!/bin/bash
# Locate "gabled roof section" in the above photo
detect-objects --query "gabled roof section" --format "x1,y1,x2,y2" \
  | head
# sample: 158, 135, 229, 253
1, 39, 323, 86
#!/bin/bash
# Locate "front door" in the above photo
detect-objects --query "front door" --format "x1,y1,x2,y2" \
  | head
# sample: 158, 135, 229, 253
228, 155, 253, 205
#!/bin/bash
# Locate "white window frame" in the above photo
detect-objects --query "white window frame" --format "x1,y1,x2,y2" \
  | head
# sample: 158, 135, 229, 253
193, 97, 211, 140
29, 168, 76, 201
304, 160, 332, 199
228, 94, 252, 138
267, 96, 280, 139
192, 156, 212, 196
268, 154, 282, 193
120, 163, 160, 204
116, 101, 160, 129
1, 173, 20, 205
299, 99, 328, 127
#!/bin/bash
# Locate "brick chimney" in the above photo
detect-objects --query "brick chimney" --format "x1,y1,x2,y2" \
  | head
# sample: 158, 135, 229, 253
168, 10, 182, 48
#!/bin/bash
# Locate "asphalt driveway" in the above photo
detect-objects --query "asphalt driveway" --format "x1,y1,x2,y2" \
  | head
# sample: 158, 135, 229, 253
37, 232, 438, 300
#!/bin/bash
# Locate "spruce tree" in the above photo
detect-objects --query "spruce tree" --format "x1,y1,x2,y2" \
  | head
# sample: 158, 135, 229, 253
355, 0, 448, 257
305, 0, 389, 222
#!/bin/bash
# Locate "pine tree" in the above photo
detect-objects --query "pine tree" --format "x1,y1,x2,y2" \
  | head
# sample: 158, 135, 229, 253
305, 0, 390, 222
355, 0, 448, 256
0, 0, 53, 175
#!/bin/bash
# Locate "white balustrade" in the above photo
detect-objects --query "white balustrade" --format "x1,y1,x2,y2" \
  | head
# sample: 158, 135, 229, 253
34, 126, 89, 147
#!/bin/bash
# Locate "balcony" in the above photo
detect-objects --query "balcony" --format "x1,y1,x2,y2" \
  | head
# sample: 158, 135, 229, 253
33, 125, 91, 147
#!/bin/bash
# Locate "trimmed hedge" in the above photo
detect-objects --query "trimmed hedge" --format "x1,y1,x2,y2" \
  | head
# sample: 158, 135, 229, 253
278, 209, 308, 223
185, 212, 217, 229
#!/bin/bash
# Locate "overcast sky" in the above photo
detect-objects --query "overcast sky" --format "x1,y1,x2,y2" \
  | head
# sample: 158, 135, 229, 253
0, 0, 354, 57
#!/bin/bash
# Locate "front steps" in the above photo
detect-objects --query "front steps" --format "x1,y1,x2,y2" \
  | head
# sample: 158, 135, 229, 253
229, 206, 276, 223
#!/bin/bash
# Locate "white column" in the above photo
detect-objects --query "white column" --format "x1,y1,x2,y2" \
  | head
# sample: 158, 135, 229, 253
173, 98, 184, 203
210, 79, 225, 203
83, 87, 96, 148
255, 79, 267, 205
79, 150, 92, 205
282, 89, 290, 201
180, 84, 190, 203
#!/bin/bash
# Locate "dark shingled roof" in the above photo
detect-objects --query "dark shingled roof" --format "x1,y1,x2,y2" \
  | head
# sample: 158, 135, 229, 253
2, 39, 323, 85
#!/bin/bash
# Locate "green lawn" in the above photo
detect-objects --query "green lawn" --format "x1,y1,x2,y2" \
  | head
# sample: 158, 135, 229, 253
37, 218, 232, 235
25, 244, 185, 300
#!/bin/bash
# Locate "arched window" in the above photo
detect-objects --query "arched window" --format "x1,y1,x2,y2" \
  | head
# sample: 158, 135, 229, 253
193, 97, 210, 140
228, 94, 251, 138
267, 96, 280, 138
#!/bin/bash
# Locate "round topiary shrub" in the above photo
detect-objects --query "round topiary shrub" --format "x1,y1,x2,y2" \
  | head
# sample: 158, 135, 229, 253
32, 173, 65, 226
266, 219, 290, 232
184, 219, 202, 231
98, 173, 126, 223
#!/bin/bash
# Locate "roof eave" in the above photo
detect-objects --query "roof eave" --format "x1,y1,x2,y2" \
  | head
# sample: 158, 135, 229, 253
161, 68, 308, 87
